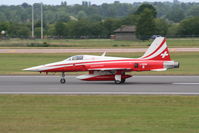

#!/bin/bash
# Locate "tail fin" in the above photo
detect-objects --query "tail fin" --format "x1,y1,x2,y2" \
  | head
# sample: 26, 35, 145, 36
141, 37, 171, 61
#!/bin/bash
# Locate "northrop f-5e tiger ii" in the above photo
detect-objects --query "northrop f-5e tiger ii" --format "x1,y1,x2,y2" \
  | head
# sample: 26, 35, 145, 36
24, 37, 179, 84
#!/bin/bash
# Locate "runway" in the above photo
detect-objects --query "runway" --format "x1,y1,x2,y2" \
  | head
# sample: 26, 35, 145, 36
0, 76, 199, 95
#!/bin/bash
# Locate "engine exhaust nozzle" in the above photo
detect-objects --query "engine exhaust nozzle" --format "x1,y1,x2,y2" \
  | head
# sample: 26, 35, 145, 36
164, 61, 180, 69
174, 62, 180, 68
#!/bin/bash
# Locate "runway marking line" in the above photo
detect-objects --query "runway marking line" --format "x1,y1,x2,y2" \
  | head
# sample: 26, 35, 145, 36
173, 83, 199, 85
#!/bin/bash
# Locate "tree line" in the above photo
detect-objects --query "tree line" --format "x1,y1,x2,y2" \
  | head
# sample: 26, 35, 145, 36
1, 1, 199, 23
0, 2, 199, 39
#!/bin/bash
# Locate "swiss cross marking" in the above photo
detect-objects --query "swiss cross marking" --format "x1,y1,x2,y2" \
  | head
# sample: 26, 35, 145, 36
161, 51, 168, 58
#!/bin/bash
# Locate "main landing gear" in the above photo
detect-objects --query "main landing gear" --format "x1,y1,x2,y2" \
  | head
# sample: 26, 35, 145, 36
114, 78, 126, 84
60, 72, 66, 84
114, 75, 126, 84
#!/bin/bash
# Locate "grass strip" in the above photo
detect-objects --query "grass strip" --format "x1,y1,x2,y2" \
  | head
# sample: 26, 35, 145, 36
0, 38, 199, 48
0, 95, 199, 133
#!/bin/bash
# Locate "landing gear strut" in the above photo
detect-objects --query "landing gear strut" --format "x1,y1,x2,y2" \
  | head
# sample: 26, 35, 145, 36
60, 72, 66, 84
121, 78, 126, 83
114, 74, 126, 84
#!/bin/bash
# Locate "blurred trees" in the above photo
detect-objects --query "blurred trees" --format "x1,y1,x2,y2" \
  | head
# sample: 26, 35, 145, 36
1, 2, 199, 24
178, 17, 199, 36
135, 3, 157, 17
0, 2, 199, 39
102, 18, 122, 36
0, 22, 30, 37
136, 9, 156, 40
0, 22, 9, 32
154, 18, 168, 36
187, 6, 199, 17
166, 7, 185, 22
167, 24, 179, 37
55, 22, 66, 37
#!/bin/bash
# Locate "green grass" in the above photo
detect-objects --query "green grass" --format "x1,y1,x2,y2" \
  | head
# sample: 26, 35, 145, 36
0, 95, 199, 133
0, 38, 199, 48
0, 39, 146, 48
0, 52, 198, 75
167, 38, 199, 47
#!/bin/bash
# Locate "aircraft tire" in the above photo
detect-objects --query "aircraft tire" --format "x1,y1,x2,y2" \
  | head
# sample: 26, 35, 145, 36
121, 79, 126, 83
114, 80, 122, 84
60, 78, 66, 84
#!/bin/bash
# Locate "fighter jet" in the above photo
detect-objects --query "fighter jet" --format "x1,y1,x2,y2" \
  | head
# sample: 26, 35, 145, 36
24, 37, 179, 84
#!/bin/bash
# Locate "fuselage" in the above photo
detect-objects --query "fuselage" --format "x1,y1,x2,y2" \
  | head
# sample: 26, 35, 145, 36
24, 55, 178, 73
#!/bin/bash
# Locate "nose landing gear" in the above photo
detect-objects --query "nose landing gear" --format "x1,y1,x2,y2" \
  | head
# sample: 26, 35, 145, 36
60, 72, 66, 84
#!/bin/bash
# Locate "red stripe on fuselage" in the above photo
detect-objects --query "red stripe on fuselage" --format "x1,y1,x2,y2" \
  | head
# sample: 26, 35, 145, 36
45, 59, 146, 68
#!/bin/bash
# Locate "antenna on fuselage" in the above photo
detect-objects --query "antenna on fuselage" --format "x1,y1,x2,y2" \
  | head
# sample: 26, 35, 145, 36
101, 51, 106, 57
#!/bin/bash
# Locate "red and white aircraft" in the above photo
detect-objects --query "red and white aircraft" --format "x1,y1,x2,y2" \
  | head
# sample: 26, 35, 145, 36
24, 37, 179, 84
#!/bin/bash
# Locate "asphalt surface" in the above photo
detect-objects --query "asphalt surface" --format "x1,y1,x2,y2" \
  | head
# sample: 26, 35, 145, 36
0, 76, 199, 95
1, 48, 199, 53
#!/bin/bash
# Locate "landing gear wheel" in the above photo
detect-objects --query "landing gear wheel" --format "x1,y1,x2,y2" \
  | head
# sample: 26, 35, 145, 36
121, 79, 126, 83
60, 72, 66, 84
60, 78, 66, 84
114, 80, 122, 84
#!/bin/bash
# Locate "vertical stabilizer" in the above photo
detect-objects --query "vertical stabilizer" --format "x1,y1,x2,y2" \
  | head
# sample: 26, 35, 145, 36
141, 37, 171, 61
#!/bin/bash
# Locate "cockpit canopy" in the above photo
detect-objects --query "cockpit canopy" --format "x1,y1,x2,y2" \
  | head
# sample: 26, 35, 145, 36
66, 55, 84, 61
64, 55, 115, 61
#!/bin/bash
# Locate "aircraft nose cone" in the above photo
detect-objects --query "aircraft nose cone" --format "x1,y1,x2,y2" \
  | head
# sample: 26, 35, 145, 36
23, 68, 32, 71
23, 66, 44, 72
